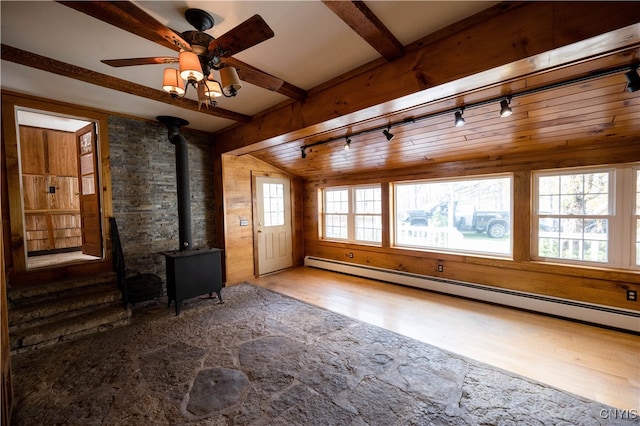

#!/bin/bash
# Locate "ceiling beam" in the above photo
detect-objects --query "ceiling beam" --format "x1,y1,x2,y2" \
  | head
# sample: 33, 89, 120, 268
0, 44, 252, 123
323, 0, 404, 61
213, 2, 640, 155
57, 1, 190, 52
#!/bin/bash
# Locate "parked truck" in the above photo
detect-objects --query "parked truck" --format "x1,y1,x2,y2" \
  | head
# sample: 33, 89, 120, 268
403, 201, 510, 238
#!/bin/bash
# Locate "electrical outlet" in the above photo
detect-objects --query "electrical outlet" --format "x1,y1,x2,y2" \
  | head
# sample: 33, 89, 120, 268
437, 264, 443, 273
348, 252, 353, 259
627, 290, 637, 302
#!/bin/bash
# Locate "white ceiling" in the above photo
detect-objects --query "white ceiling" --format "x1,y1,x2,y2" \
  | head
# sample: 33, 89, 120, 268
0, 1, 497, 133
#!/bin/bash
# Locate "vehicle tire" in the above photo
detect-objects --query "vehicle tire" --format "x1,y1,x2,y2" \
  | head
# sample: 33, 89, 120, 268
487, 223, 506, 238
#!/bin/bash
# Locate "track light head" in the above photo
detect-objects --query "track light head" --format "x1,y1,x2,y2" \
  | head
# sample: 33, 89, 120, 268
625, 68, 640, 93
344, 137, 351, 150
499, 98, 513, 117
301, 146, 307, 159
382, 127, 394, 141
454, 109, 465, 127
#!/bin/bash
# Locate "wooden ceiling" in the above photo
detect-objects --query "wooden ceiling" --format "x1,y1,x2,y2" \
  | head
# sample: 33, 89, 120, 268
247, 54, 640, 180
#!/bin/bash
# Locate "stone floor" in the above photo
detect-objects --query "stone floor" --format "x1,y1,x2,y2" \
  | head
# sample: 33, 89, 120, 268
10, 284, 638, 425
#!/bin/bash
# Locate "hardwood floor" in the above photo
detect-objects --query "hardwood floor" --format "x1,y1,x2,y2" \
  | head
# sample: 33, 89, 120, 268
246, 266, 640, 411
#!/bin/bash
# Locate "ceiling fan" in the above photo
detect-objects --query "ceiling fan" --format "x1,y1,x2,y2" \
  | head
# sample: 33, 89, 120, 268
58, 2, 284, 105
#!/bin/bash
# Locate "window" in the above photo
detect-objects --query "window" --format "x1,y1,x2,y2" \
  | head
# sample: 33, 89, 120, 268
262, 182, 285, 227
322, 185, 382, 243
324, 188, 348, 239
394, 175, 512, 256
533, 164, 639, 269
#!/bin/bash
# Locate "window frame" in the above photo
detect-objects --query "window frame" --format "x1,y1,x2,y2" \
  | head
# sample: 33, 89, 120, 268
392, 173, 513, 258
532, 164, 639, 270
320, 184, 382, 245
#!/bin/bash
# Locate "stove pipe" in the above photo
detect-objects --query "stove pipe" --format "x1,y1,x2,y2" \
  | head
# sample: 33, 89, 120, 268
157, 116, 192, 250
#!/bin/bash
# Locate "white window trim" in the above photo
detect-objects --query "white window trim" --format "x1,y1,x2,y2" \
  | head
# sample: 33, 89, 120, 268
321, 184, 382, 245
532, 164, 639, 270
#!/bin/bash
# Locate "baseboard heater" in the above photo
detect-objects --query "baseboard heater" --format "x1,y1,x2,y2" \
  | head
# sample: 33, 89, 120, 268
304, 256, 640, 333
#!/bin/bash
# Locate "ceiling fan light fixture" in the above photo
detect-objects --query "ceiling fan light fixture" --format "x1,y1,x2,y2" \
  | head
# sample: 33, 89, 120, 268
162, 68, 185, 96
179, 51, 204, 82
204, 80, 223, 98
220, 66, 242, 96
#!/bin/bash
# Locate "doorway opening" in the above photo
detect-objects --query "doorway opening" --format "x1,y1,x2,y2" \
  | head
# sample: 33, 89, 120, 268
16, 109, 103, 270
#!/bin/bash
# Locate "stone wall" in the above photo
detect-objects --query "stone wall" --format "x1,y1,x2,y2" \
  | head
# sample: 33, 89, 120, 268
109, 115, 215, 282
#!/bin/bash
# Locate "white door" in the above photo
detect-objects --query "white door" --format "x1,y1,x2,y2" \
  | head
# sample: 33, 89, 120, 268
255, 176, 293, 275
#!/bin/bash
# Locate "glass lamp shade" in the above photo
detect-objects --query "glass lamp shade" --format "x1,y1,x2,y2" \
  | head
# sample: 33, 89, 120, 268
220, 66, 242, 94
179, 51, 204, 82
204, 80, 223, 98
162, 68, 185, 95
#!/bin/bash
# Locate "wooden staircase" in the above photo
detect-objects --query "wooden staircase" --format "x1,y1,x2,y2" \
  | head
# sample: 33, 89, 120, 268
7, 272, 131, 354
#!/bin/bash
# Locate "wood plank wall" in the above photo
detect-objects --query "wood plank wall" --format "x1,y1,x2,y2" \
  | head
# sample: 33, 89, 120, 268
302, 138, 640, 312
20, 126, 81, 253
221, 154, 303, 284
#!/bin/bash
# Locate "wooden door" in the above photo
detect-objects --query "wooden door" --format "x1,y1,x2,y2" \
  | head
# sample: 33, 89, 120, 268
76, 124, 102, 257
255, 176, 293, 275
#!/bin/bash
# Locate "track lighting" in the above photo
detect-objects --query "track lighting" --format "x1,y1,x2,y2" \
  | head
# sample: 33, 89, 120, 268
454, 109, 465, 127
382, 127, 394, 141
625, 68, 640, 93
499, 98, 512, 117
295, 65, 636, 159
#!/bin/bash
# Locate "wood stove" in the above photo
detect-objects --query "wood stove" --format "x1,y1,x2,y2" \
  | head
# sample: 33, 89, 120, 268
161, 248, 222, 315
157, 116, 223, 315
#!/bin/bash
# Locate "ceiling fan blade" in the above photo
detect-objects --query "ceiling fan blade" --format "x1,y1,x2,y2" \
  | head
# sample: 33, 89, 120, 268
221, 57, 283, 92
208, 14, 274, 57
102, 57, 179, 67
57, 1, 189, 52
